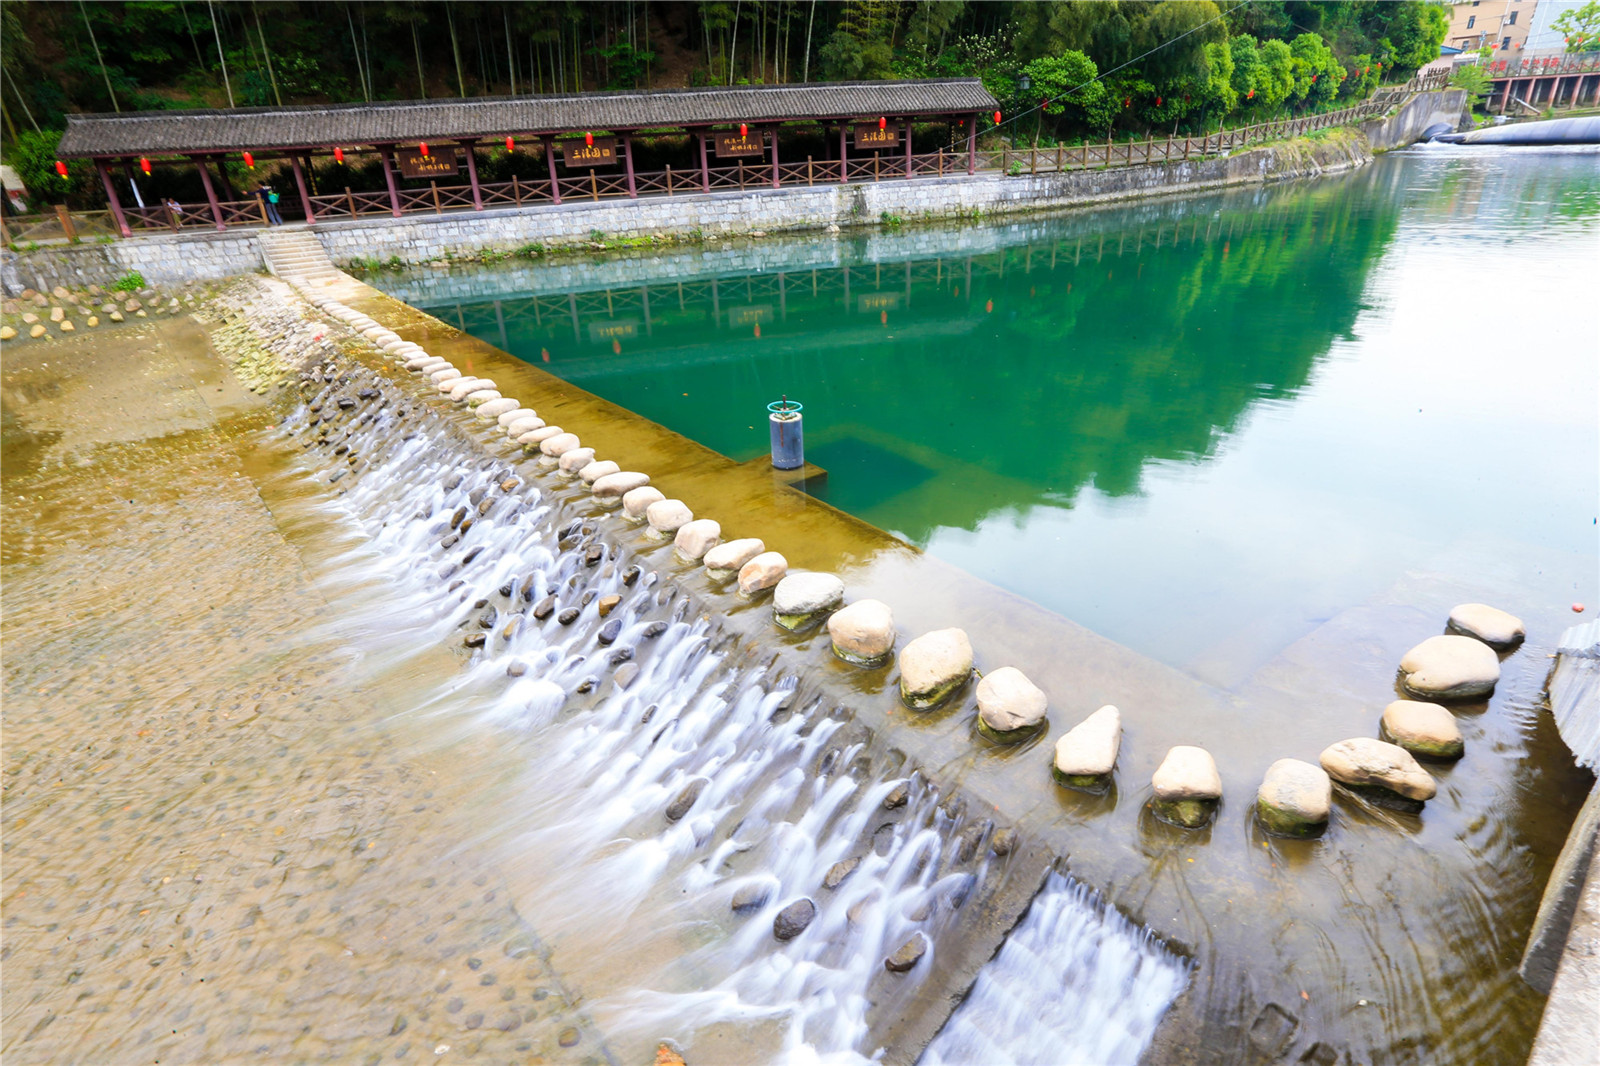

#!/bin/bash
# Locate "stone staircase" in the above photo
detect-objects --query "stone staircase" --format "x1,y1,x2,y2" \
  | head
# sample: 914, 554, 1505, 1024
257, 228, 340, 284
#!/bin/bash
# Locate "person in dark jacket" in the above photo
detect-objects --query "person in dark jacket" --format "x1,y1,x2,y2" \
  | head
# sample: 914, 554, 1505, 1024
256, 183, 283, 225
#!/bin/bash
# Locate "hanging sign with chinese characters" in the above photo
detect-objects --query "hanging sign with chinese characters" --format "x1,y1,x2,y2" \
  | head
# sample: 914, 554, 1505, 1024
561, 137, 618, 168
396, 147, 459, 178
854, 123, 899, 150
715, 131, 765, 158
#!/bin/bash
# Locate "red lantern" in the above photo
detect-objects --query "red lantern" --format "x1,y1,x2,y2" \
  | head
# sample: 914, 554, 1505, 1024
1311, 73, 1318, 82
140, 157, 152, 175
1247, 88, 1255, 99
54, 160, 68, 177
1156, 96, 1163, 107
505, 136, 514, 152
419, 142, 430, 157
334, 146, 345, 163
739, 123, 747, 137
243, 151, 255, 169
1123, 97, 1131, 108
993, 110, 1001, 124
584, 132, 594, 146
878, 116, 886, 130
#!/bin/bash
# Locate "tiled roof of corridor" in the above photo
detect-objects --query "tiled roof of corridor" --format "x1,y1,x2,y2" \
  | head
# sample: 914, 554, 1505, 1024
57, 79, 997, 156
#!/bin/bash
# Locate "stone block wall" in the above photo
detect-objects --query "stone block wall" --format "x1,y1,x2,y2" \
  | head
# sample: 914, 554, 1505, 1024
1, 229, 263, 295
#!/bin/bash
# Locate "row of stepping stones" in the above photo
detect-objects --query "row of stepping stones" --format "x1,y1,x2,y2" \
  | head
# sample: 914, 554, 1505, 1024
1256, 603, 1525, 837
286, 279, 938, 976
283, 278, 1533, 845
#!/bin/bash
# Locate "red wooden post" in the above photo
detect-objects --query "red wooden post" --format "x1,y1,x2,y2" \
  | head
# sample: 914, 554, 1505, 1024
192, 154, 225, 230
904, 118, 913, 177
213, 157, 236, 202
839, 124, 848, 182
770, 126, 780, 188
379, 145, 402, 217
698, 131, 711, 192
460, 140, 483, 209
623, 132, 637, 198
290, 153, 315, 224
543, 136, 562, 204
95, 159, 131, 237
966, 113, 978, 174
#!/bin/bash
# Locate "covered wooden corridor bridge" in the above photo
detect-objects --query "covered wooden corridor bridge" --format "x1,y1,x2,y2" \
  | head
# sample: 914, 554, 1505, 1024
55, 80, 998, 237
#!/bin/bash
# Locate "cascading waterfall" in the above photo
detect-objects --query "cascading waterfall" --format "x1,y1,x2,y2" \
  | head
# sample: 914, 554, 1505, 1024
920, 872, 1191, 1066
244, 296, 1188, 1063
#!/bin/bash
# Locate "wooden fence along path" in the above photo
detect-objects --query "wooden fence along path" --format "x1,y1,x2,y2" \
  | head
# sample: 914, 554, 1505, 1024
3, 71, 1450, 243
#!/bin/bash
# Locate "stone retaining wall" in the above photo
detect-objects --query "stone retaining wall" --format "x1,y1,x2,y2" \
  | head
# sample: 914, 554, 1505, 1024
309, 130, 1371, 270
0, 229, 262, 295
4, 91, 1466, 296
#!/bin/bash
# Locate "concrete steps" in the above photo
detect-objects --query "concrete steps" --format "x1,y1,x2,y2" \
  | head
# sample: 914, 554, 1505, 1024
258, 229, 340, 282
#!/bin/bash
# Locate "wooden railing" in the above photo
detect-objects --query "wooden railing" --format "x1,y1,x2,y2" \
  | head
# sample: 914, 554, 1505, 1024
0, 208, 120, 243
9, 79, 1451, 245
978, 96, 1399, 177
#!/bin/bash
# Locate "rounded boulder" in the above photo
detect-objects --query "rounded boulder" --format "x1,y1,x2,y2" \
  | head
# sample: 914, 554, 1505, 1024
975, 667, 1048, 740
1399, 635, 1499, 700
1380, 700, 1463, 760
898, 628, 973, 709
1447, 603, 1525, 649
674, 519, 722, 560
738, 552, 788, 595
1256, 758, 1332, 837
828, 599, 896, 664
703, 538, 766, 574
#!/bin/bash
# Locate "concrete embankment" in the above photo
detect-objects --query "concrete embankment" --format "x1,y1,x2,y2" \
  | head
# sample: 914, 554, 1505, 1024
2, 91, 1466, 294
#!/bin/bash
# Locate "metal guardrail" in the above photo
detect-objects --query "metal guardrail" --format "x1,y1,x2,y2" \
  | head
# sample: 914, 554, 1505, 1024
1483, 54, 1600, 78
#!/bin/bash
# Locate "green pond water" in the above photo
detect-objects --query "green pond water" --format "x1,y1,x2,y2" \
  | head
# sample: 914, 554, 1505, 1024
386, 146, 1599, 678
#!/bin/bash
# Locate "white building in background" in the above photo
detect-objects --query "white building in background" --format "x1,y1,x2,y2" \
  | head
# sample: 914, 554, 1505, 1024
1448, 1, 1537, 54
1524, 0, 1585, 51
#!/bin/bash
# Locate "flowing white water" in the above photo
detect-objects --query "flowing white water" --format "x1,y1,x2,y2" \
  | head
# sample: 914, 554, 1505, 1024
920, 872, 1191, 1066
264, 339, 1186, 1063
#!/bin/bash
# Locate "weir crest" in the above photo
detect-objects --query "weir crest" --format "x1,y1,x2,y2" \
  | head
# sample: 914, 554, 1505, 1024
207, 275, 1190, 1063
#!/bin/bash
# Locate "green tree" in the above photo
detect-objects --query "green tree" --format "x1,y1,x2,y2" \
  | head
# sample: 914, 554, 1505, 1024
1553, 0, 1600, 52
1449, 63, 1492, 105
1230, 34, 1262, 101
1132, 1, 1228, 85
1289, 33, 1342, 108
1021, 50, 1113, 135
8, 129, 99, 208
818, 0, 894, 80
903, 1, 965, 68
1340, 53, 1379, 99
1250, 38, 1295, 112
